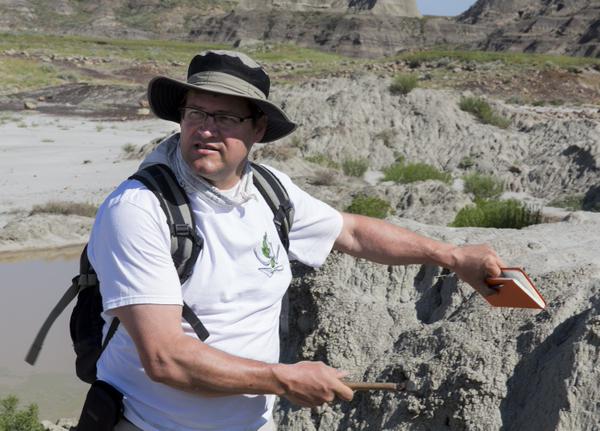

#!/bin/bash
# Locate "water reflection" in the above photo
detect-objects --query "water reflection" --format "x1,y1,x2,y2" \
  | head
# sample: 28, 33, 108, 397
0, 251, 88, 421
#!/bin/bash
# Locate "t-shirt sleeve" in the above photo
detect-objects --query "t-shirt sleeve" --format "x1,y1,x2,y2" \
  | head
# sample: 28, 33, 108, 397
87, 181, 183, 311
263, 165, 343, 268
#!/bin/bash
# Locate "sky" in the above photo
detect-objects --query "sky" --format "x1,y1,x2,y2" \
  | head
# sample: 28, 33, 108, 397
416, 0, 479, 16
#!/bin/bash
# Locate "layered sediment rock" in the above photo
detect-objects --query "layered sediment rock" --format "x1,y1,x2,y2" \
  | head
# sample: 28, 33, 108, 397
276, 215, 600, 430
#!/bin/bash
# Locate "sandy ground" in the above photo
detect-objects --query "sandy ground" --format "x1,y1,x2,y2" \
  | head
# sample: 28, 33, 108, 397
0, 111, 176, 214
0, 112, 177, 255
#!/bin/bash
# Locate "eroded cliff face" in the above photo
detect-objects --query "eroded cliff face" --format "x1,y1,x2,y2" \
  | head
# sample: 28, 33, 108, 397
235, 0, 421, 16
460, 0, 600, 57
1, 0, 599, 58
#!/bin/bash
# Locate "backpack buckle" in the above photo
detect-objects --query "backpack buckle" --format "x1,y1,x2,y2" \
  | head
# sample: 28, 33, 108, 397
172, 223, 202, 247
173, 223, 192, 237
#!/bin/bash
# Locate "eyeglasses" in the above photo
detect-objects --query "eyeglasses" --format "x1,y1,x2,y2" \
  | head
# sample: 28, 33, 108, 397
180, 106, 253, 130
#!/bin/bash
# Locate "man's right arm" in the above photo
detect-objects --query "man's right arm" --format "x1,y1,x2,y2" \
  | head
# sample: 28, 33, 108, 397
111, 303, 353, 407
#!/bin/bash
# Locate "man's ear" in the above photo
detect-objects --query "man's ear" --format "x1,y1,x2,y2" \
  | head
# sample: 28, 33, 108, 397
253, 115, 268, 143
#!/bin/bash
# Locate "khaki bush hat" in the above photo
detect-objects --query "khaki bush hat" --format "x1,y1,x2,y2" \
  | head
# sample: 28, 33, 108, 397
147, 50, 297, 143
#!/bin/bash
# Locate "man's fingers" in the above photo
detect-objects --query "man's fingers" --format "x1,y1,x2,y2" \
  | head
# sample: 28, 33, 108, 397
335, 369, 350, 379
477, 282, 500, 297
483, 252, 503, 277
332, 374, 354, 402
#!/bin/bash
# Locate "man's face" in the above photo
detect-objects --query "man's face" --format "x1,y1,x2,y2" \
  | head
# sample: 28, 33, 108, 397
179, 90, 266, 190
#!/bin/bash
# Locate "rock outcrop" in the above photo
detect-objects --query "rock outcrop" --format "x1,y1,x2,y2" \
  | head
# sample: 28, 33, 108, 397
236, 0, 421, 16
275, 214, 600, 430
259, 75, 600, 201
1, 0, 599, 57
459, 0, 600, 57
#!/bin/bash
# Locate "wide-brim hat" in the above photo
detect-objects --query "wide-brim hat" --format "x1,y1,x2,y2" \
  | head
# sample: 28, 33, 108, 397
147, 50, 297, 143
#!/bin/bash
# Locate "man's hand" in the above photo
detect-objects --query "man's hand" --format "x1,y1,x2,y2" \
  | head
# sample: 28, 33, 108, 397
448, 244, 506, 296
271, 361, 354, 407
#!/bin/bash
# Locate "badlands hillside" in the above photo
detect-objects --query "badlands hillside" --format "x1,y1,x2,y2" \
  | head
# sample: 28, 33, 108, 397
1, 10, 600, 431
1, 0, 599, 57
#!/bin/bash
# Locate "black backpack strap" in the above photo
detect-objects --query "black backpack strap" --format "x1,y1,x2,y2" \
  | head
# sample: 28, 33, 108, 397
25, 275, 80, 365
250, 163, 295, 340
130, 163, 209, 341
130, 164, 203, 283
250, 162, 294, 253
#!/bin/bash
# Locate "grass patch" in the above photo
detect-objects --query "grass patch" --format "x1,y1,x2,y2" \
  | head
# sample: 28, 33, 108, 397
463, 173, 504, 200
547, 194, 584, 211
450, 199, 541, 229
346, 195, 392, 219
254, 144, 298, 161
393, 49, 600, 69
389, 74, 418, 95
342, 158, 369, 177
305, 154, 340, 169
30, 201, 98, 217
311, 170, 337, 186
0, 32, 355, 91
459, 96, 510, 129
0, 57, 71, 94
0, 32, 226, 64
383, 161, 451, 184
458, 156, 475, 169
0, 395, 44, 431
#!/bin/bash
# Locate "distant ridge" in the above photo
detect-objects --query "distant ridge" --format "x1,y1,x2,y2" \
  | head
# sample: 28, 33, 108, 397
0, 0, 598, 58
459, 0, 600, 57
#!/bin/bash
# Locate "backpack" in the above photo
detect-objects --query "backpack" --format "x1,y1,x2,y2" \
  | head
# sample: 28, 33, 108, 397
25, 162, 294, 384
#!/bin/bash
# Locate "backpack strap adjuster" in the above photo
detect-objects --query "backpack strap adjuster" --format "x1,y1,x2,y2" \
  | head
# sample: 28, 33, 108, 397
172, 223, 193, 237
172, 223, 203, 247
78, 273, 97, 288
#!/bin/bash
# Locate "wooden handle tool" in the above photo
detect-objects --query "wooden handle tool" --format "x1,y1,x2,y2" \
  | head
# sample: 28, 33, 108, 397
345, 381, 404, 392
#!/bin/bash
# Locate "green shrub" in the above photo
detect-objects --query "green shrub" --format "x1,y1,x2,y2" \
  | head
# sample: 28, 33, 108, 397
450, 199, 541, 229
30, 201, 98, 217
311, 170, 337, 186
345, 195, 392, 219
374, 129, 397, 148
383, 161, 451, 184
0, 395, 44, 431
463, 173, 504, 200
122, 143, 137, 154
547, 194, 584, 211
342, 158, 369, 177
459, 96, 511, 129
305, 154, 340, 169
458, 156, 475, 169
389, 74, 418, 95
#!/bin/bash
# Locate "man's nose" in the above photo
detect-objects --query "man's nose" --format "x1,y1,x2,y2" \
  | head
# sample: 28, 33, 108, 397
196, 115, 219, 134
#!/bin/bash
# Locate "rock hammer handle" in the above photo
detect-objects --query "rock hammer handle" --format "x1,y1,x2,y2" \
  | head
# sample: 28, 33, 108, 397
345, 381, 403, 391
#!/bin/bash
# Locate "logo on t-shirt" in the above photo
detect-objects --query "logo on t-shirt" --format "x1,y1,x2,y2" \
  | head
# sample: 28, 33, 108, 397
255, 232, 283, 277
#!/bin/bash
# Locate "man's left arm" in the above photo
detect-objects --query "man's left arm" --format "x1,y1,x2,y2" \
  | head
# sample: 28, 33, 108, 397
333, 212, 505, 296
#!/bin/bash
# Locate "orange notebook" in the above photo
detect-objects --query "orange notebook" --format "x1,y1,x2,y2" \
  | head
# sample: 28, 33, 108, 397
484, 268, 546, 309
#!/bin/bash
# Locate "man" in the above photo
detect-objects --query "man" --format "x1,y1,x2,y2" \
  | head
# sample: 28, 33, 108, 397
88, 50, 504, 430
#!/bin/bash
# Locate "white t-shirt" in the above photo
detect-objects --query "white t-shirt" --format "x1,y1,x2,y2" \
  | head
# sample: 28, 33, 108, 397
87, 165, 343, 431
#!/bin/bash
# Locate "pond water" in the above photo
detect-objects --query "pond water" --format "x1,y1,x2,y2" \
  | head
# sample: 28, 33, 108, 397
0, 251, 88, 422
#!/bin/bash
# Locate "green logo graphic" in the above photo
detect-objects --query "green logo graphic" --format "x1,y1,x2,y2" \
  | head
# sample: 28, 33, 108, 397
255, 232, 283, 277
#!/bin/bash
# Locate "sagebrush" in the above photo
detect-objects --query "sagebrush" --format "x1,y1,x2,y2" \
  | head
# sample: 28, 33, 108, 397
459, 97, 510, 129
0, 395, 43, 431
389, 74, 418, 95
345, 195, 392, 219
383, 161, 451, 184
450, 199, 541, 229
30, 201, 98, 217
342, 158, 369, 177
463, 173, 504, 200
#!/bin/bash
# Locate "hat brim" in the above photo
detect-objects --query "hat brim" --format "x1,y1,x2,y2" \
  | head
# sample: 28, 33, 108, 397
147, 76, 297, 143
